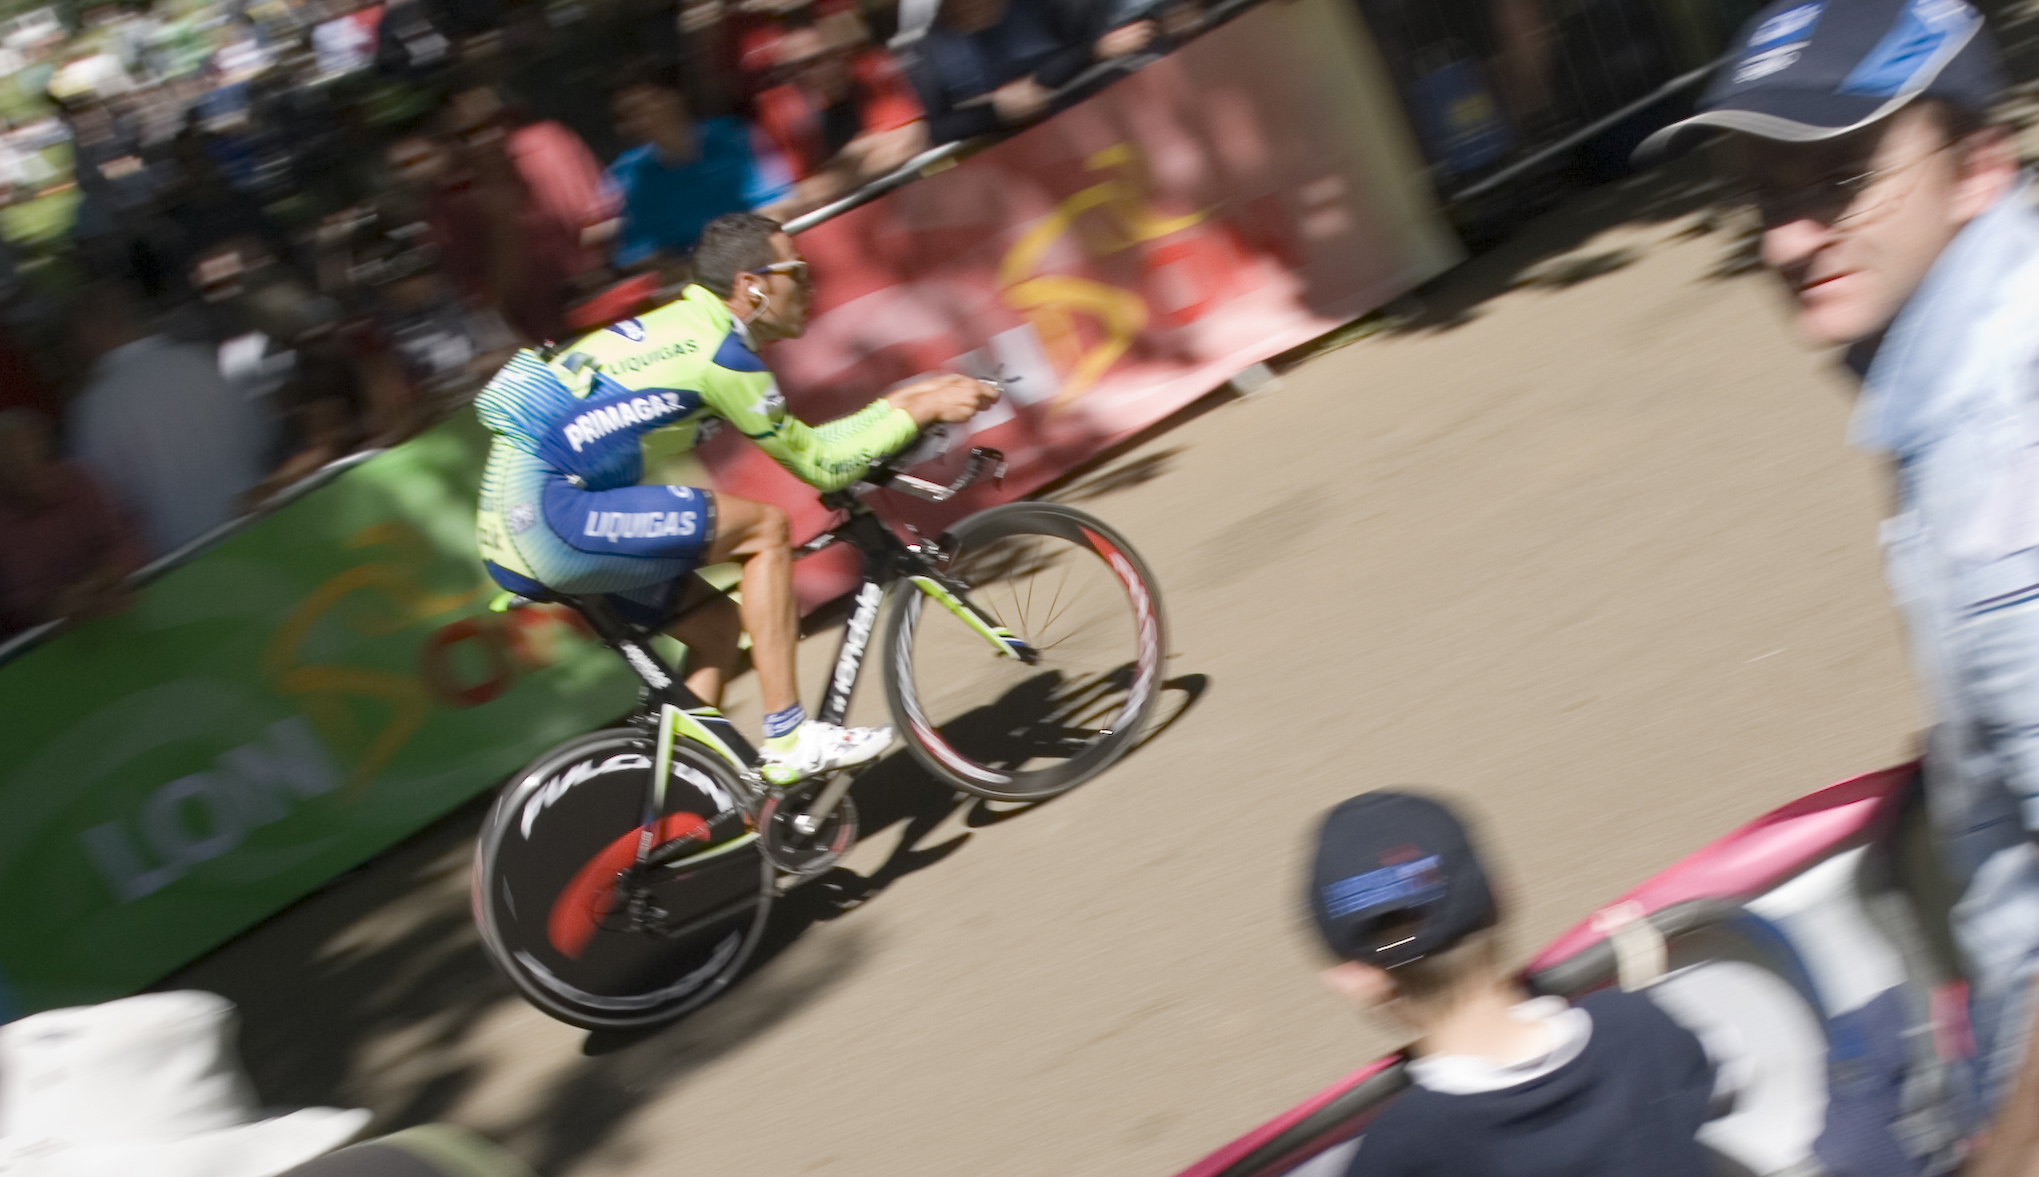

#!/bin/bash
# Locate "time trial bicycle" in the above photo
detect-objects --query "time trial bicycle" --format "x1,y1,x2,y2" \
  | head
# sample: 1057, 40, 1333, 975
470, 442, 1168, 1029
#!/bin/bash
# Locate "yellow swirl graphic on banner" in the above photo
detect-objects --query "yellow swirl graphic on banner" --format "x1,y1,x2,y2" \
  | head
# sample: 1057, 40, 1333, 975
262, 521, 486, 798
999, 145, 1208, 408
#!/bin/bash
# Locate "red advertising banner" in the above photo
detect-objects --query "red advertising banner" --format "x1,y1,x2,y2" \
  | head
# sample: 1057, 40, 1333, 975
700, 0, 1461, 609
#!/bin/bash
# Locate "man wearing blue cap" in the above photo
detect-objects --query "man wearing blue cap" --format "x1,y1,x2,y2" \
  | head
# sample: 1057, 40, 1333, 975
1642, 0, 2039, 1159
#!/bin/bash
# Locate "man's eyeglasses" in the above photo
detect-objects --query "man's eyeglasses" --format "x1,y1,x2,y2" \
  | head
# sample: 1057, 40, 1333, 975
1747, 144, 1950, 229
751, 260, 810, 284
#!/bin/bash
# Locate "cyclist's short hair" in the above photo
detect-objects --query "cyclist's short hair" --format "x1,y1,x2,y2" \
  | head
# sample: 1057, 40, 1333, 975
692, 213, 785, 298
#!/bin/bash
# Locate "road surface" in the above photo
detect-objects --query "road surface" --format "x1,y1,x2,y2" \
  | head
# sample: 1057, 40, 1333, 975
170, 160, 1923, 1177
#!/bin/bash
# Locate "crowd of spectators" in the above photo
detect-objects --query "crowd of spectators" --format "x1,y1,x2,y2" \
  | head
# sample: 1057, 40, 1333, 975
0, 0, 1223, 642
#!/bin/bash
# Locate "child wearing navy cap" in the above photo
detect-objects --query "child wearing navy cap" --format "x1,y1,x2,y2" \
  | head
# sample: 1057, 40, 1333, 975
1308, 791, 1716, 1175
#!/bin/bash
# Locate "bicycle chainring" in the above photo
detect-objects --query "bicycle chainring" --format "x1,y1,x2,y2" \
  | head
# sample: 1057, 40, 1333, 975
757, 778, 859, 879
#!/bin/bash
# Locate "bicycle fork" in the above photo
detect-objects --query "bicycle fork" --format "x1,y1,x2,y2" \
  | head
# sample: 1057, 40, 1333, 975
782, 567, 1031, 840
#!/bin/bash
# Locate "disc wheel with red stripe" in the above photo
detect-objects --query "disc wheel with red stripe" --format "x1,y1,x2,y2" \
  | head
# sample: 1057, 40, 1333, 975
884, 502, 1167, 802
472, 729, 772, 1030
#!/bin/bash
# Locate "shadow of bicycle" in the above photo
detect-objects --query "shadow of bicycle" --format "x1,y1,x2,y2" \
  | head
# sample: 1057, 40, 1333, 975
585, 669, 1207, 1054
162, 655, 1201, 1171
757, 671, 1207, 941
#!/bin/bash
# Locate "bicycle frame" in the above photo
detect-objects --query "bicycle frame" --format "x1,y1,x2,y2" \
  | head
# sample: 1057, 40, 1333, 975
557, 490, 1027, 882
805, 501, 1031, 728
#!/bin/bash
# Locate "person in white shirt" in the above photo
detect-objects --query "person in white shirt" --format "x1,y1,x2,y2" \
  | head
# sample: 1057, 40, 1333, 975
64, 283, 272, 557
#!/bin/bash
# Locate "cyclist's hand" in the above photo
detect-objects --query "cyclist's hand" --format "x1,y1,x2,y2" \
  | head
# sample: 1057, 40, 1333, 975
886, 374, 999, 426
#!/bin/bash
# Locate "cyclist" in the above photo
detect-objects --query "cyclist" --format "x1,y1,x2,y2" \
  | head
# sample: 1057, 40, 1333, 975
474, 211, 997, 784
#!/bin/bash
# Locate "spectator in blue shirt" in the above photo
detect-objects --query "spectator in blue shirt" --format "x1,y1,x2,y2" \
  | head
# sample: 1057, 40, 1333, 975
605, 60, 791, 278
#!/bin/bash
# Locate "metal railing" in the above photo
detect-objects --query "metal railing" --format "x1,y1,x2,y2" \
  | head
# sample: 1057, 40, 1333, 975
1446, 54, 1725, 205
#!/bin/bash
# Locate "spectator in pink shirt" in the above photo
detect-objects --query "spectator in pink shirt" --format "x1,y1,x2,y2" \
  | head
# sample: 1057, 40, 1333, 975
450, 86, 618, 275
432, 86, 618, 343
0, 409, 146, 639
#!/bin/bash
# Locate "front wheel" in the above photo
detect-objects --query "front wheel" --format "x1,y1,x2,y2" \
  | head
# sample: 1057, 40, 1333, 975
883, 502, 1167, 802
471, 729, 772, 1031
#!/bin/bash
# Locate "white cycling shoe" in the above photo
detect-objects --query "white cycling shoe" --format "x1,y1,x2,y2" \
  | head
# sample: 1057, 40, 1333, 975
759, 721, 894, 785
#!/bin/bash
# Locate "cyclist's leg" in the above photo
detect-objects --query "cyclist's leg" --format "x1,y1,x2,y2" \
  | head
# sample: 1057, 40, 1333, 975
697, 492, 798, 717
528, 476, 711, 630
667, 573, 742, 707
518, 477, 884, 776
512, 473, 782, 711
696, 490, 891, 781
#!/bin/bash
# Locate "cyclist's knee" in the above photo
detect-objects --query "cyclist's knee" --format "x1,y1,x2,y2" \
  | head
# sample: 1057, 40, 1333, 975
709, 494, 791, 560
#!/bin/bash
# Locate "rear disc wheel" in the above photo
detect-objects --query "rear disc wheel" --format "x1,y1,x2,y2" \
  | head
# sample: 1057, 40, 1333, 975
472, 729, 771, 1031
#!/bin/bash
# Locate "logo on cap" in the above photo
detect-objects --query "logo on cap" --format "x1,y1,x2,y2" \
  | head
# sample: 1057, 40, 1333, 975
1841, 0, 1978, 96
1736, 1, 1824, 82
608, 318, 647, 343
1322, 855, 1446, 919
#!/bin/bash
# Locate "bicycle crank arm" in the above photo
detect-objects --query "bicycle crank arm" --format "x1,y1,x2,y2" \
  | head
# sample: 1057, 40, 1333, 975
793, 770, 861, 837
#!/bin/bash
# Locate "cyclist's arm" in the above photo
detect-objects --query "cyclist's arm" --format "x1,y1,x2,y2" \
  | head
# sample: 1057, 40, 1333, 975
705, 364, 920, 492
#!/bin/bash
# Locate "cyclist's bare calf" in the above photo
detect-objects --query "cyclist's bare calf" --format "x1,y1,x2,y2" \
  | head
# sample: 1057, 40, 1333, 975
665, 576, 741, 706
678, 492, 799, 717
669, 374, 995, 712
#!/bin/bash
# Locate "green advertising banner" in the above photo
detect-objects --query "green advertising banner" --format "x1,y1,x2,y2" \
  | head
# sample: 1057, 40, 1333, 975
0, 417, 640, 1018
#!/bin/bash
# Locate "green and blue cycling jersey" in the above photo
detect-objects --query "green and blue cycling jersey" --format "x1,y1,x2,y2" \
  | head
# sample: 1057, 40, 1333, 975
474, 284, 918, 621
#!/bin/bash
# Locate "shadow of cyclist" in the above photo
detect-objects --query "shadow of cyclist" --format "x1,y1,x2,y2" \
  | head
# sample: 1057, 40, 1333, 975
752, 671, 1208, 954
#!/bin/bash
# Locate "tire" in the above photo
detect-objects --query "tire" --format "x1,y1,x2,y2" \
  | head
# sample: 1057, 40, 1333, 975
1647, 916, 1835, 1176
472, 728, 772, 1030
883, 502, 1167, 802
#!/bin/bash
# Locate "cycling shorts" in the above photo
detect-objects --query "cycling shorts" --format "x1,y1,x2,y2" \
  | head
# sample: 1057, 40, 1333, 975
483, 457, 716, 628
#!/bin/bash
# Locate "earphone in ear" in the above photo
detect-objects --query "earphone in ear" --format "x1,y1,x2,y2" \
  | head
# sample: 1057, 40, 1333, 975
741, 279, 774, 326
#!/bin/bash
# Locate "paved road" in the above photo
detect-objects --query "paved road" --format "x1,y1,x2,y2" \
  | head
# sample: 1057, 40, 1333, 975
171, 163, 1924, 1177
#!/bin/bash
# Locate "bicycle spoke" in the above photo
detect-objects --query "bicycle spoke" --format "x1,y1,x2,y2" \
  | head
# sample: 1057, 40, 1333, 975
1015, 538, 1036, 630
1036, 564, 1070, 639
1038, 565, 1090, 644
1030, 611, 1105, 655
